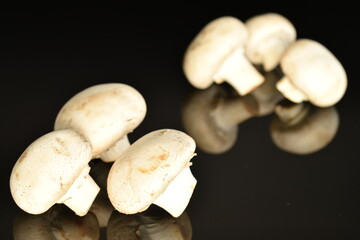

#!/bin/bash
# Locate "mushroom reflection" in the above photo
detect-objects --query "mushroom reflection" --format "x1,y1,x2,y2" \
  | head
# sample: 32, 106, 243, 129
107, 208, 192, 240
13, 205, 100, 240
249, 68, 284, 116
270, 101, 339, 154
89, 159, 114, 228
181, 69, 283, 154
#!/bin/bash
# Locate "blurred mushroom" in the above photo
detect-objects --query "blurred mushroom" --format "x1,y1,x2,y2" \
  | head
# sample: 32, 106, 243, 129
183, 16, 264, 95
276, 39, 347, 107
245, 13, 296, 71
181, 84, 258, 154
270, 101, 339, 154
10, 129, 100, 216
107, 210, 192, 240
13, 205, 100, 240
107, 129, 197, 218
54, 83, 147, 162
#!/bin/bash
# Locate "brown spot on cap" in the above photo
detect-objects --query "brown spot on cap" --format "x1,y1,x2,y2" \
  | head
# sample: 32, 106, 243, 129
137, 148, 169, 174
17, 151, 28, 164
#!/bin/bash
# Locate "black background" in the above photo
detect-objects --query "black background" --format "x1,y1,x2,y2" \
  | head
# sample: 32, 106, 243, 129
1, 6, 359, 239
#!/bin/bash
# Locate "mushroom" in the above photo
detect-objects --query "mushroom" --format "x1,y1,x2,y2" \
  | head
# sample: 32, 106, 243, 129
245, 13, 296, 71
183, 16, 264, 95
10, 129, 100, 216
107, 210, 192, 240
107, 129, 197, 218
270, 101, 339, 154
54, 83, 147, 162
276, 39, 347, 107
13, 205, 100, 240
181, 84, 258, 154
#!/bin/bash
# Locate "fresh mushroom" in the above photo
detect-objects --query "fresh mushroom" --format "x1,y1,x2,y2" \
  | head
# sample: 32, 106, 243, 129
245, 13, 296, 71
107, 210, 192, 240
183, 16, 264, 95
270, 101, 339, 154
10, 129, 100, 216
54, 83, 147, 162
13, 205, 100, 240
107, 129, 197, 218
181, 84, 258, 154
276, 39, 347, 107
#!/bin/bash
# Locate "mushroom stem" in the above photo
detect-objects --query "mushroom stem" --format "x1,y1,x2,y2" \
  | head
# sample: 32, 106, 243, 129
100, 135, 130, 162
153, 167, 197, 218
261, 38, 289, 71
213, 47, 264, 95
275, 102, 310, 126
213, 95, 259, 129
57, 166, 100, 216
276, 76, 308, 103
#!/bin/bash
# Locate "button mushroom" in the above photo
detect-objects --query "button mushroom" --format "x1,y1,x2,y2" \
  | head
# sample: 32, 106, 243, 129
107, 129, 197, 218
181, 84, 258, 154
54, 83, 147, 162
183, 16, 264, 95
10, 129, 100, 216
270, 101, 339, 154
107, 210, 192, 240
276, 39, 347, 107
245, 13, 296, 71
13, 205, 100, 240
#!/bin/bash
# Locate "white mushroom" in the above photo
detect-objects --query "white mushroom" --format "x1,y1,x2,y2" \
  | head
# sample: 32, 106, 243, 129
10, 129, 100, 216
181, 85, 258, 154
107, 129, 197, 218
276, 39, 347, 107
13, 205, 100, 240
245, 13, 296, 71
183, 16, 264, 95
270, 101, 339, 154
54, 83, 147, 162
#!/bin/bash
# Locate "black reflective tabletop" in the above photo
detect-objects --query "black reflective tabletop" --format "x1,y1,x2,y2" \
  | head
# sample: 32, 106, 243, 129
1, 8, 359, 239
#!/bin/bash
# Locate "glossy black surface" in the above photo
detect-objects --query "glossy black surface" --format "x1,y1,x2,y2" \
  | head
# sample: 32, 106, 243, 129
1, 8, 359, 239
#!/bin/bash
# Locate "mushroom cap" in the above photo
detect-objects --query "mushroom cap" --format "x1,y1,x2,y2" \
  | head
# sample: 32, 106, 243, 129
107, 129, 196, 215
183, 16, 248, 89
10, 129, 92, 215
181, 85, 238, 154
54, 83, 146, 157
280, 39, 347, 107
245, 13, 296, 66
270, 105, 339, 154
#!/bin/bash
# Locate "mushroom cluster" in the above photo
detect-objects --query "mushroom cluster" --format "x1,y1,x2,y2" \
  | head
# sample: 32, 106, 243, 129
10, 83, 197, 221
182, 12, 347, 154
